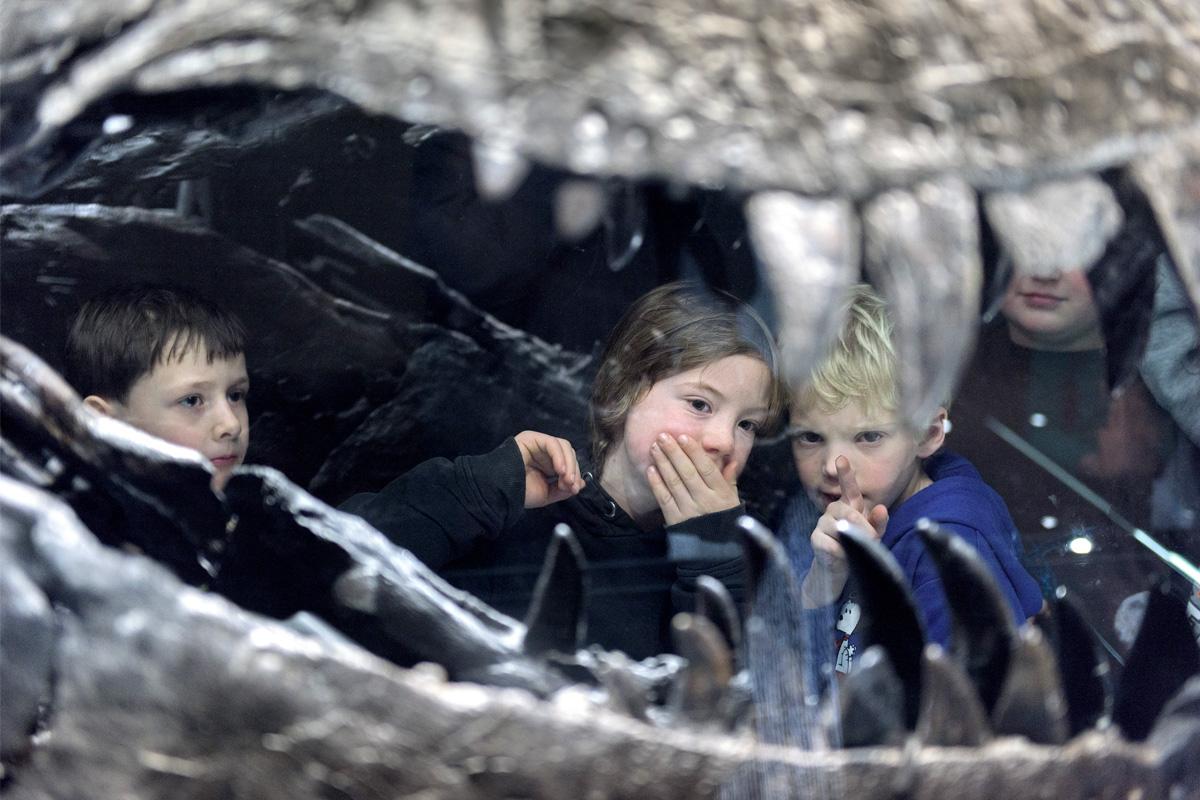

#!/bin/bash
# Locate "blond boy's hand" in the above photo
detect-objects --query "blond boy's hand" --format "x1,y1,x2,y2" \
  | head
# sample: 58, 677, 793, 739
514, 431, 585, 509
646, 432, 741, 526
800, 457, 889, 608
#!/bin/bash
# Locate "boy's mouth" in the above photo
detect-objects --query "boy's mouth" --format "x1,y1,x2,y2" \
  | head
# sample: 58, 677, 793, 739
1018, 292, 1065, 309
210, 454, 241, 468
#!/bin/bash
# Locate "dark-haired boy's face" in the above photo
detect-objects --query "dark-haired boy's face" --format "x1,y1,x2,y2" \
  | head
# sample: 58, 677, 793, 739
112, 343, 249, 490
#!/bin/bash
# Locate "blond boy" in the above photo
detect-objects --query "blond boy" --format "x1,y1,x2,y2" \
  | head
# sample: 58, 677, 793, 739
785, 284, 1042, 673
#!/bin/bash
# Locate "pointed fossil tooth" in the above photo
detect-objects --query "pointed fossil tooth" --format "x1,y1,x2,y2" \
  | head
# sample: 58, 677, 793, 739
1147, 674, 1200, 797
839, 645, 907, 747
1114, 579, 1200, 741
554, 179, 608, 241
736, 516, 821, 746
669, 612, 734, 725
744, 191, 860, 392
736, 514, 801, 602
470, 138, 531, 202
990, 625, 1069, 744
862, 178, 982, 430
522, 524, 587, 657
917, 644, 991, 747
916, 519, 1016, 715
695, 574, 742, 656
983, 176, 1124, 279
1129, 130, 1200, 319
1037, 588, 1112, 735
838, 524, 925, 729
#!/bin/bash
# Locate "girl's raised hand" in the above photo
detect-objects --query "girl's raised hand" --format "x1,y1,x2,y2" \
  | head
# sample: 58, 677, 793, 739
646, 432, 741, 526
514, 430, 585, 509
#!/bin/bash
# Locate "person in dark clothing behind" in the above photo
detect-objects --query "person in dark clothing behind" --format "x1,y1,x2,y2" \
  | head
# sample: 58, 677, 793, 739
342, 282, 788, 659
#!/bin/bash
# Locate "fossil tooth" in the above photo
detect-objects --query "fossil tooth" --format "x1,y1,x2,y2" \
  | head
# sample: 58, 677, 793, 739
838, 524, 926, 730
1147, 675, 1200, 798
554, 179, 608, 241
983, 176, 1124, 279
736, 514, 800, 603
862, 178, 982, 430
522, 523, 588, 657
990, 626, 1069, 745
669, 613, 734, 726
916, 519, 1017, 715
470, 138, 532, 202
745, 191, 859, 392
917, 644, 991, 747
1129, 130, 1200, 319
839, 645, 907, 748
695, 574, 742, 657
736, 515, 819, 747
1037, 589, 1112, 736
1114, 580, 1200, 741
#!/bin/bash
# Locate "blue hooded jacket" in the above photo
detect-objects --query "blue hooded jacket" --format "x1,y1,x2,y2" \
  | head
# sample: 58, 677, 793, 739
782, 450, 1045, 673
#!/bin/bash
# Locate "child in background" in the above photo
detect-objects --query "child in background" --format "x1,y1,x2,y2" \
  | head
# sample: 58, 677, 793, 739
343, 281, 787, 658
66, 285, 250, 491
784, 284, 1042, 674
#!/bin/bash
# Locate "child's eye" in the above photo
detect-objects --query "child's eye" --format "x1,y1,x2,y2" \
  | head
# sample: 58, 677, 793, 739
858, 431, 885, 444
688, 398, 712, 413
738, 419, 761, 434
229, 389, 247, 404
791, 430, 822, 445
178, 394, 203, 409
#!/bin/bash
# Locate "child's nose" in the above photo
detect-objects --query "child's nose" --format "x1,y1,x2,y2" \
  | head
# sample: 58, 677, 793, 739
700, 421, 734, 460
213, 401, 242, 439
822, 449, 845, 480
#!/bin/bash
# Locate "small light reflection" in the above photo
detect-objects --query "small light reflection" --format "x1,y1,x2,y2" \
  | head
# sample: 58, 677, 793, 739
1068, 536, 1094, 555
1029, 413, 1048, 428
102, 114, 134, 135
1040, 515, 1059, 530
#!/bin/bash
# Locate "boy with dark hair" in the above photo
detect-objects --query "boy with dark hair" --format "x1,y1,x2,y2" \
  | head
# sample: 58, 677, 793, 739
66, 284, 250, 490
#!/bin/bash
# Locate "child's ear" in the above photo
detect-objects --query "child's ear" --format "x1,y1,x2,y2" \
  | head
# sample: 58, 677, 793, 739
916, 406, 948, 458
83, 395, 115, 416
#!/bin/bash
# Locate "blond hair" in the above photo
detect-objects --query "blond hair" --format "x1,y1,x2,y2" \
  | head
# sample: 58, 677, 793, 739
795, 284, 899, 416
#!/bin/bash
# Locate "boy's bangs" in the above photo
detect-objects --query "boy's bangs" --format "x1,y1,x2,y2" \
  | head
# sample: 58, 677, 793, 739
158, 325, 243, 366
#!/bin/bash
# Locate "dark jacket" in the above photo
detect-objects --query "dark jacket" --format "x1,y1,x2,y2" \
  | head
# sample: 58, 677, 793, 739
341, 438, 746, 659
